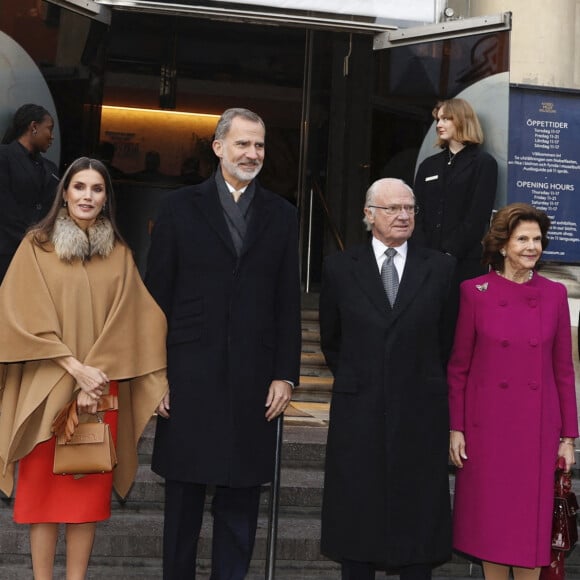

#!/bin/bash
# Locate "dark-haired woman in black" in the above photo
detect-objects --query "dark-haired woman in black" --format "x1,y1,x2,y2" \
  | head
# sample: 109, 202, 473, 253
0, 103, 59, 282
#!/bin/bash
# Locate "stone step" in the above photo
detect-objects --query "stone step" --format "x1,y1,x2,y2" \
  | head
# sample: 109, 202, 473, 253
300, 367, 333, 379
299, 299, 331, 406
4, 481, 580, 578
131, 424, 328, 507
293, 376, 333, 402
5, 508, 550, 578
0, 560, 342, 580
138, 422, 327, 467
302, 329, 321, 345
0, 510, 327, 563
301, 293, 319, 311
109, 465, 324, 511
301, 351, 326, 367
301, 309, 319, 322
300, 319, 320, 335
9, 520, 580, 580
0, 556, 343, 579
282, 425, 327, 467
0, 556, 494, 580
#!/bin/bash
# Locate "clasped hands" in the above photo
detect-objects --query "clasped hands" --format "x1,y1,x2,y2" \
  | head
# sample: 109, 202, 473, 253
55, 356, 108, 414
73, 363, 108, 414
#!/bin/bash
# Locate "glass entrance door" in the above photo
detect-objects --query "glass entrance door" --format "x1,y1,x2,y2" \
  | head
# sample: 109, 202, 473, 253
100, 12, 308, 271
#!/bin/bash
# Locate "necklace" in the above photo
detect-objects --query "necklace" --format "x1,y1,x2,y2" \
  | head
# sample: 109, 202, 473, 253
447, 144, 465, 165
495, 269, 534, 283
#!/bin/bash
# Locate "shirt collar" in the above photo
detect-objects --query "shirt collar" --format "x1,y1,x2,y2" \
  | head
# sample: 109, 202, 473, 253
223, 176, 248, 194
16, 141, 41, 162
214, 166, 249, 194
225, 182, 248, 194
371, 237, 408, 261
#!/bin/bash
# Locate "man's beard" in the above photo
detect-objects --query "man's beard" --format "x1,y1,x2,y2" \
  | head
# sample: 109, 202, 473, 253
222, 158, 262, 183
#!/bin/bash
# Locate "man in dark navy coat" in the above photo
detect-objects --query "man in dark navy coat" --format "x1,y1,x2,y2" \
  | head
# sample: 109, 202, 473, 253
320, 179, 454, 579
145, 108, 301, 579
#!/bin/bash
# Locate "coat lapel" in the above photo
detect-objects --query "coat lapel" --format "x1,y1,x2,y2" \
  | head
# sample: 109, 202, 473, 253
240, 183, 275, 257
10, 142, 42, 189
351, 243, 391, 320
350, 242, 432, 325
191, 179, 237, 257
192, 179, 275, 259
391, 242, 430, 320
42, 158, 58, 188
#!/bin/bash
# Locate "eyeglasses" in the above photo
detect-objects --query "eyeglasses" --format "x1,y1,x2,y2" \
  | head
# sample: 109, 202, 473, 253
367, 204, 419, 215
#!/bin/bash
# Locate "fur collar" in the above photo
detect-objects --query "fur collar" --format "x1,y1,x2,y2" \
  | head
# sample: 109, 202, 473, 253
52, 209, 115, 262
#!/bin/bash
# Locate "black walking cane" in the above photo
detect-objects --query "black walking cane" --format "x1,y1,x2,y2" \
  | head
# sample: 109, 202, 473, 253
265, 414, 284, 579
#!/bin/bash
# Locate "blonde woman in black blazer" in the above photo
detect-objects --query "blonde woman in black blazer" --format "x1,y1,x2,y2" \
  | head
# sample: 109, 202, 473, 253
413, 98, 497, 283
413, 99, 497, 352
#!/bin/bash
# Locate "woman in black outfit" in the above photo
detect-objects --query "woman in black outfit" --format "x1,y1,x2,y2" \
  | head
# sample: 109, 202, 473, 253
0, 104, 59, 282
414, 98, 497, 278
413, 98, 498, 351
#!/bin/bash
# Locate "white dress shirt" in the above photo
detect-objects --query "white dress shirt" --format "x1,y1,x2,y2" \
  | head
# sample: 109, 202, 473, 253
371, 237, 408, 281
225, 181, 248, 198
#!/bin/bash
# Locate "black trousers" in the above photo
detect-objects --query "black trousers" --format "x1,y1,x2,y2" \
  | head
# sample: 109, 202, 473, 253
341, 560, 432, 580
163, 480, 261, 580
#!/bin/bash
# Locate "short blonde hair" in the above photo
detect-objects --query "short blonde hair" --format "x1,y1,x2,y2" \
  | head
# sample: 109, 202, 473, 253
433, 98, 484, 148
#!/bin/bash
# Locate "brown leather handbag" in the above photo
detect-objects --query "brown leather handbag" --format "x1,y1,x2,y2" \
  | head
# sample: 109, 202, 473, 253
540, 457, 578, 580
51, 396, 118, 476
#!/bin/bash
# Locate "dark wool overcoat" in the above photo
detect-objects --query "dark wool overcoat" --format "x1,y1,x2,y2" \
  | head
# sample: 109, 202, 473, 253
319, 241, 454, 566
0, 141, 59, 281
145, 176, 301, 487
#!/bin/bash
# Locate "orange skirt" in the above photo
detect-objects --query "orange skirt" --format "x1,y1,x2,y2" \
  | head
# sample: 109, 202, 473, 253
14, 382, 119, 524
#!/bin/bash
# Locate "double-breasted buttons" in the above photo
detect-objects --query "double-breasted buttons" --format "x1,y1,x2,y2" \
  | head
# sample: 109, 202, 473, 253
529, 381, 539, 390
501, 339, 510, 347
527, 298, 538, 308
499, 380, 509, 389
499, 299, 508, 307
529, 338, 539, 347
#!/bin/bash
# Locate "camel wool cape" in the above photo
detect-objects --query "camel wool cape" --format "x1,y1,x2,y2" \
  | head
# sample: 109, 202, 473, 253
0, 229, 168, 499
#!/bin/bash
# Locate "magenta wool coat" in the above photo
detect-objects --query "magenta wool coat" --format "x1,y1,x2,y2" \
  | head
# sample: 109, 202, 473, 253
448, 271, 578, 568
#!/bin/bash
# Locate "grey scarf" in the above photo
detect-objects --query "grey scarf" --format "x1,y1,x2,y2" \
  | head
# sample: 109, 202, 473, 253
215, 169, 255, 256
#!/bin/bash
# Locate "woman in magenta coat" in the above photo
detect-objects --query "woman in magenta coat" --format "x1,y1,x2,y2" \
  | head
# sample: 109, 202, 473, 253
448, 203, 578, 580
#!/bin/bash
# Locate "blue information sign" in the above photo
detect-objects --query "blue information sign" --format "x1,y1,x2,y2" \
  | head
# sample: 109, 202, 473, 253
508, 87, 580, 262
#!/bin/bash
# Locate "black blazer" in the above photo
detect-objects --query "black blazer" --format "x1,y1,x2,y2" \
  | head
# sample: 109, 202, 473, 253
0, 141, 58, 278
319, 241, 454, 565
413, 144, 497, 270
145, 176, 301, 486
